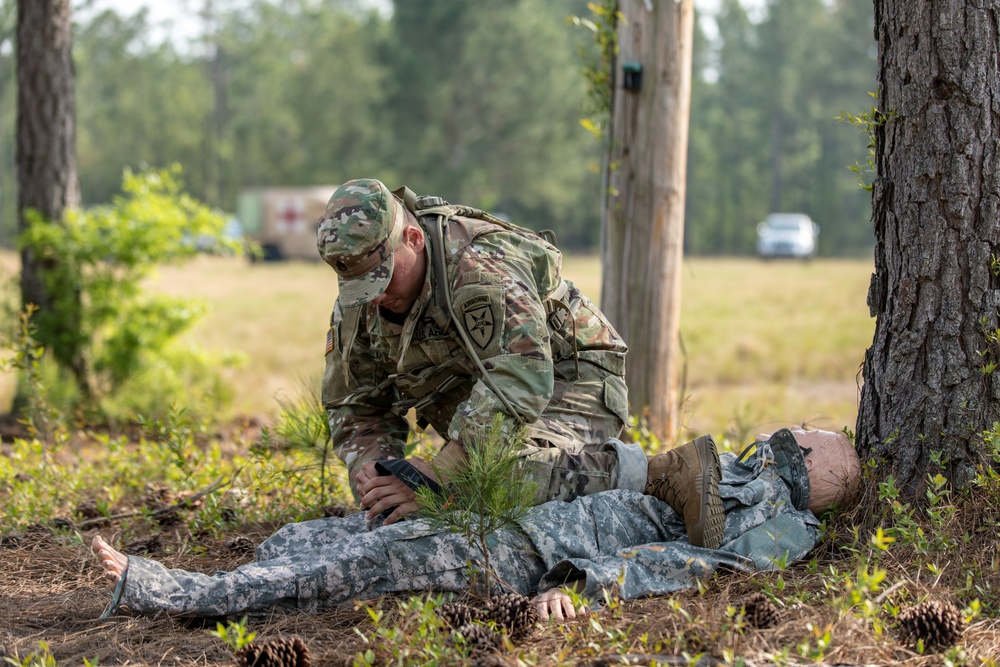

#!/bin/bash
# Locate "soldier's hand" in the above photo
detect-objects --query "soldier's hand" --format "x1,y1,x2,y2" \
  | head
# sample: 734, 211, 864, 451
533, 588, 585, 622
355, 459, 381, 498
360, 458, 440, 526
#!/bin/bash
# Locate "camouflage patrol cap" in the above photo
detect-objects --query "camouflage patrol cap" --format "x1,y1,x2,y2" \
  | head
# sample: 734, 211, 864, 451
317, 178, 405, 307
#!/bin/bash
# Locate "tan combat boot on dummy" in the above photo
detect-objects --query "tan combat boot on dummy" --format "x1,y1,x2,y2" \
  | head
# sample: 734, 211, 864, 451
645, 435, 725, 549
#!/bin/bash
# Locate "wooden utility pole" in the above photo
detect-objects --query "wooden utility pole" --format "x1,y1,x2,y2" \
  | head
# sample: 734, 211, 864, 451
600, 0, 694, 444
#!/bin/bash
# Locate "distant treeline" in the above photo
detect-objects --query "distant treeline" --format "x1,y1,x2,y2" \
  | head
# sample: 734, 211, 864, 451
0, 0, 875, 254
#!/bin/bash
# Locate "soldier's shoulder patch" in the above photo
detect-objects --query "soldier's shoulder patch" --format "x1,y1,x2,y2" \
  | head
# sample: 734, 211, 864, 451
325, 326, 335, 355
454, 284, 504, 358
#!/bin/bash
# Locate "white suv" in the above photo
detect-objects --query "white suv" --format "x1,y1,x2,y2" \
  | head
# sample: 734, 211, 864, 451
756, 213, 819, 260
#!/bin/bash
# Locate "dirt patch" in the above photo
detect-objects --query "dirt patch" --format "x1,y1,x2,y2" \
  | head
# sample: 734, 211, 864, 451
0, 526, 373, 666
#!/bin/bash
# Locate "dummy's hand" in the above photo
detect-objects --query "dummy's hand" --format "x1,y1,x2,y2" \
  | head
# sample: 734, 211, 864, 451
359, 458, 439, 526
533, 588, 586, 622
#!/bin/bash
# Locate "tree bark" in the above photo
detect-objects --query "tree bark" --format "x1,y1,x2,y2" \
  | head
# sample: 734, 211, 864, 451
16, 0, 85, 391
857, 0, 1000, 498
600, 0, 694, 444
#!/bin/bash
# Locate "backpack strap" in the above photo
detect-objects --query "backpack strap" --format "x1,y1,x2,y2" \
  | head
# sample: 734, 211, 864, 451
391, 194, 525, 426
389, 187, 566, 427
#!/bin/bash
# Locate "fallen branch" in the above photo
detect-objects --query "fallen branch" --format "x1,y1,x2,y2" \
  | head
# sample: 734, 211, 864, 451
75, 477, 228, 530
874, 579, 909, 605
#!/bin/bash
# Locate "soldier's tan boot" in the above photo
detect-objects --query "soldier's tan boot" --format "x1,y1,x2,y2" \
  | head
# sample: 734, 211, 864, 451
645, 435, 725, 549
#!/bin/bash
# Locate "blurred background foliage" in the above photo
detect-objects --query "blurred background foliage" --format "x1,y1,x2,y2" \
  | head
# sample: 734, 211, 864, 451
0, 0, 875, 254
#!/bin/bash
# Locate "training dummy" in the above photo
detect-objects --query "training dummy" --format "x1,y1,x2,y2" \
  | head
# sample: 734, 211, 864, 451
93, 427, 860, 620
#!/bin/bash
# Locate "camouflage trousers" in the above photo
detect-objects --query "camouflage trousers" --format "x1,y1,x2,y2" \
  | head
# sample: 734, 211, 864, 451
112, 512, 546, 617
517, 366, 646, 503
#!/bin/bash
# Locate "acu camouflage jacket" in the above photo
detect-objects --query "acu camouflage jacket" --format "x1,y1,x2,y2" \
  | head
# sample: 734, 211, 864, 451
527, 430, 821, 600
322, 212, 628, 496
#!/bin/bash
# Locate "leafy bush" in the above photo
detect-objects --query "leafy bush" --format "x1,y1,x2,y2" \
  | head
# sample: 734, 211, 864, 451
13, 165, 242, 422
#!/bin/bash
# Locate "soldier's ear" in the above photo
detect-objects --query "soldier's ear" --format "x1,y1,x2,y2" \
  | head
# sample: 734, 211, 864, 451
403, 225, 425, 252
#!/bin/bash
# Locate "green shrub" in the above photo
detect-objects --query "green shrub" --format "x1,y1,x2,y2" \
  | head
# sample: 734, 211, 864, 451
269, 374, 340, 505
14, 165, 242, 423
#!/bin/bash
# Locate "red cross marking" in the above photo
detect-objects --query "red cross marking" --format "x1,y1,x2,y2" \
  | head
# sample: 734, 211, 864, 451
278, 199, 304, 232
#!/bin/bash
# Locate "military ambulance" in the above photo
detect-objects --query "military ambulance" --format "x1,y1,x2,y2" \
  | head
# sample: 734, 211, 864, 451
238, 186, 337, 261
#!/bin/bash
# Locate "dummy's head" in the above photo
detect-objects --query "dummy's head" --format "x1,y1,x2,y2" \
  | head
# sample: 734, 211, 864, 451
794, 428, 861, 514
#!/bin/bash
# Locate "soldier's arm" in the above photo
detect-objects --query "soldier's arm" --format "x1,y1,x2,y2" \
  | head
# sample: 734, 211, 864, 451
321, 303, 408, 500
445, 233, 557, 449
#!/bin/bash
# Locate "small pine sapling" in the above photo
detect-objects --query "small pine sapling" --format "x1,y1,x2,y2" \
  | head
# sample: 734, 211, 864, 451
415, 414, 537, 594
270, 374, 336, 505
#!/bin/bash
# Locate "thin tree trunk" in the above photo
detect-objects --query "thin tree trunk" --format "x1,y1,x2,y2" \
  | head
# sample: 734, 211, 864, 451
0, 3, 15, 246
201, 0, 230, 207
857, 0, 1000, 498
600, 0, 694, 444
16, 0, 86, 395
769, 110, 783, 213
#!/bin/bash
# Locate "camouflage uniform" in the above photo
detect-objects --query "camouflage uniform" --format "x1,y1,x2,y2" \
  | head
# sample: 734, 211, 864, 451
317, 179, 645, 504
105, 431, 819, 617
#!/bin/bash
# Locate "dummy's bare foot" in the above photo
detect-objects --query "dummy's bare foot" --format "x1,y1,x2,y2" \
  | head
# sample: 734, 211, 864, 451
92, 535, 127, 587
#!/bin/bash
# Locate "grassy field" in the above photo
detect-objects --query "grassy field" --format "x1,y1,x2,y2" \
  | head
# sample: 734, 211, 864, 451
1, 251, 874, 445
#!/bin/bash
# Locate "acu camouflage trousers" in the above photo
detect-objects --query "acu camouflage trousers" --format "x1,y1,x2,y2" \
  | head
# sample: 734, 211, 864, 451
111, 513, 546, 617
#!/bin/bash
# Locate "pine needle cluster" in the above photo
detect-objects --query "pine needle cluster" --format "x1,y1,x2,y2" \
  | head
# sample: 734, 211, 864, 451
416, 414, 537, 592
269, 374, 335, 503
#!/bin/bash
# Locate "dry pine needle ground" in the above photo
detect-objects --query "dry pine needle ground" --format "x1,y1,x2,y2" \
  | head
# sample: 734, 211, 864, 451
0, 510, 998, 666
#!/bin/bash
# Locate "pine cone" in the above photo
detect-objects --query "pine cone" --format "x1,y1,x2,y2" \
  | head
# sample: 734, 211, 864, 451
75, 500, 104, 520
224, 535, 257, 558
737, 592, 780, 629
124, 535, 162, 555
484, 593, 539, 640
235, 637, 311, 667
898, 599, 964, 651
438, 600, 480, 628
321, 504, 352, 518
452, 624, 502, 653
51, 517, 75, 530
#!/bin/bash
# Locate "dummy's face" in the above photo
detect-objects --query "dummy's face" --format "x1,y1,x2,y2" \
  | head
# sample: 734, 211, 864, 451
371, 225, 426, 314
794, 428, 861, 514
756, 427, 861, 514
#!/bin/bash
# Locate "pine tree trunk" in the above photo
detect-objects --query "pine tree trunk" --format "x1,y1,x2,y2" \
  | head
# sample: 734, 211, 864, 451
600, 0, 694, 443
857, 0, 1000, 498
16, 0, 86, 394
